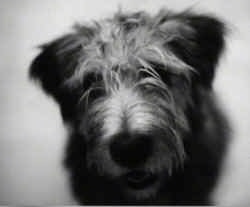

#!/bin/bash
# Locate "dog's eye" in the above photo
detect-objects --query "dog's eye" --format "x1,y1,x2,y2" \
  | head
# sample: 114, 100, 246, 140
83, 72, 103, 89
139, 66, 187, 88
146, 62, 182, 86
82, 72, 105, 101
156, 69, 189, 90
157, 70, 174, 86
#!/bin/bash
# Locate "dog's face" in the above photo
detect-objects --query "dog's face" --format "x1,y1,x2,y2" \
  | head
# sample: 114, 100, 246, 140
30, 10, 225, 203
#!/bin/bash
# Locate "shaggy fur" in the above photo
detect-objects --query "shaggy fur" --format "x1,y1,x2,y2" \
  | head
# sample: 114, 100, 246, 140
30, 9, 229, 205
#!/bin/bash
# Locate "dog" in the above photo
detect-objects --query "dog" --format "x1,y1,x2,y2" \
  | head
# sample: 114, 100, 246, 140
29, 8, 229, 205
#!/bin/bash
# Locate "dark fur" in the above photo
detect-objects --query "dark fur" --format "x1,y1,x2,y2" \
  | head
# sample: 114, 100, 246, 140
30, 9, 229, 205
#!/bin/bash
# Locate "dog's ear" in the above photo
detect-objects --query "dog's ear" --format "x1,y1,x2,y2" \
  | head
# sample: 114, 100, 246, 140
30, 33, 89, 121
158, 11, 226, 88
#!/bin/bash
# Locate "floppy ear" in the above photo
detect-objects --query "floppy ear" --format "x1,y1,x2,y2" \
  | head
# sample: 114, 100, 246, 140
30, 33, 88, 121
158, 11, 226, 88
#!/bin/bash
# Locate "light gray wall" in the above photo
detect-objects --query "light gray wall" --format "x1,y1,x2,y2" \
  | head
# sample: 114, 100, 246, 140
0, 0, 250, 205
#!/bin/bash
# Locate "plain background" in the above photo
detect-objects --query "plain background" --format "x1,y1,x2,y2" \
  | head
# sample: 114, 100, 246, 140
0, 0, 250, 205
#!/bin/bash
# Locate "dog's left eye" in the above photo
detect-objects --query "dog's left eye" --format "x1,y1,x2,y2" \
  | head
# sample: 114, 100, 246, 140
147, 62, 187, 87
156, 69, 189, 89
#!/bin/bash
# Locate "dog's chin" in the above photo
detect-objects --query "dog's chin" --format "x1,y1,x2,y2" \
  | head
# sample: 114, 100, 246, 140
118, 170, 161, 200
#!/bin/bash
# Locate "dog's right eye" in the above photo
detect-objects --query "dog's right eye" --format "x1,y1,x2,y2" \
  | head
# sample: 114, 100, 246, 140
83, 72, 103, 90
81, 72, 105, 101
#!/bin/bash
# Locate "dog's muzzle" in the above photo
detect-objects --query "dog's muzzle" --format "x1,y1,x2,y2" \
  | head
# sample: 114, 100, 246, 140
108, 132, 160, 191
109, 133, 153, 168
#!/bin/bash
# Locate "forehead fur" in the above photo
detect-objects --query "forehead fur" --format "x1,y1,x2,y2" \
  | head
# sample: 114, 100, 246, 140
60, 9, 194, 87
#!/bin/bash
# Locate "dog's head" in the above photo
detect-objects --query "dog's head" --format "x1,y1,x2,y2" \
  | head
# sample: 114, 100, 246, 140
30, 9, 225, 202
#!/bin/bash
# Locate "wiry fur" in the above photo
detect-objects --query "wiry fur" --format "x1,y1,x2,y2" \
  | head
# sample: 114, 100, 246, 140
30, 9, 229, 205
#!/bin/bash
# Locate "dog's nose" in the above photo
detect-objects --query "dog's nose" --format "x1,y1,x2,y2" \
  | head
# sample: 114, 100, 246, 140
109, 133, 153, 168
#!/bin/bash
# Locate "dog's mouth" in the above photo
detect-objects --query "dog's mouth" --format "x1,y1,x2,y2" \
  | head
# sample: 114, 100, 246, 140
122, 170, 158, 190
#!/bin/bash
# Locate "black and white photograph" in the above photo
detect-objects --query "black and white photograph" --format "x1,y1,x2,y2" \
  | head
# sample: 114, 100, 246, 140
0, 0, 250, 205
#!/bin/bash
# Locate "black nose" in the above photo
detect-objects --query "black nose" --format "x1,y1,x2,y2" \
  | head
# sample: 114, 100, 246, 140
109, 133, 153, 168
